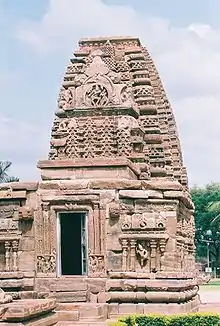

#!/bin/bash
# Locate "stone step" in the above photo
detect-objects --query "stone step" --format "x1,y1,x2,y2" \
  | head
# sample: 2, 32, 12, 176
56, 303, 108, 324
57, 321, 108, 326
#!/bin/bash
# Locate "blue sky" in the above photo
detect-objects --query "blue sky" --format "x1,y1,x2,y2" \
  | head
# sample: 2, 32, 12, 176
1, 0, 220, 186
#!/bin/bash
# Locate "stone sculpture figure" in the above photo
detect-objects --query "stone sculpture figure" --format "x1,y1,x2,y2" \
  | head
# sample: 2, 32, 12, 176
136, 243, 148, 268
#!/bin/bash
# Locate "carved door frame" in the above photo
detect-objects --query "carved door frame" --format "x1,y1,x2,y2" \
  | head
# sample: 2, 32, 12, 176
36, 198, 106, 278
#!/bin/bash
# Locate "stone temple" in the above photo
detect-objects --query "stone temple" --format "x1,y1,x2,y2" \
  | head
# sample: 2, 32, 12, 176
0, 37, 199, 325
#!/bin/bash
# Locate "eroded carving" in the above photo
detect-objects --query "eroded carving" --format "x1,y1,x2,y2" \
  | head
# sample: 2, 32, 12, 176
58, 87, 73, 109
89, 253, 105, 277
18, 206, 34, 221
0, 288, 12, 304
37, 250, 56, 274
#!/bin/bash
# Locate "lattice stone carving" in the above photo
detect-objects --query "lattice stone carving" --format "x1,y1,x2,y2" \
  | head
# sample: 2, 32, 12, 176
48, 36, 191, 189
85, 84, 109, 107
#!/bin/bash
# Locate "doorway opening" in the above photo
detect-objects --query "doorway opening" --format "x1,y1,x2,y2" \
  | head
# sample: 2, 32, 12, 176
57, 212, 88, 276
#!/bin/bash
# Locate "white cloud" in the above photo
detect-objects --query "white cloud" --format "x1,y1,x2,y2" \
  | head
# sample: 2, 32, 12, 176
0, 115, 49, 181
16, 0, 220, 186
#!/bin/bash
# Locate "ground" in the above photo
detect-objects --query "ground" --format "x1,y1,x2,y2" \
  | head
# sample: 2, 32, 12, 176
199, 278, 220, 312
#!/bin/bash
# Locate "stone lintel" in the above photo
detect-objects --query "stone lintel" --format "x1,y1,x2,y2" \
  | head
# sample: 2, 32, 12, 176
119, 234, 168, 240
38, 158, 139, 173
0, 190, 26, 200
0, 182, 38, 191
41, 194, 99, 203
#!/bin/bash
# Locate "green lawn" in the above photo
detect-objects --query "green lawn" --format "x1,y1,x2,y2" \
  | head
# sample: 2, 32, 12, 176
200, 278, 220, 291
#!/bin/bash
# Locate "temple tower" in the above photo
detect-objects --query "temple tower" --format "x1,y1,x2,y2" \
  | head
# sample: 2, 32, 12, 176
0, 37, 199, 322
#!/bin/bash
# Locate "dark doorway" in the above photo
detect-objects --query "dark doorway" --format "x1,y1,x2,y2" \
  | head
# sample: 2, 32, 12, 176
59, 212, 87, 275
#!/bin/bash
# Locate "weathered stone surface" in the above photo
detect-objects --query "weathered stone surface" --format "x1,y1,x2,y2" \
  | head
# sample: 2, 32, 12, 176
50, 278, 87, 292
119, 189, 163, 199
142, 179, 183, 191
89, 179, 142, 190
54, 291, 87, 302
163, 191, 194, 209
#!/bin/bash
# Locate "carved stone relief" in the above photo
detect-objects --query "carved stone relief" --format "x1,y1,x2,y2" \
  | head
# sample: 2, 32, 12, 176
121, 212, 166, 231
85, 84, 109, 107
89, 252, 105, 277
37, 250, 56, 274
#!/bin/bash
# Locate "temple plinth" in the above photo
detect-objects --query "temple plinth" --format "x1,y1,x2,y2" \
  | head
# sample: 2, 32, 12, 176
0, 36, 199, 324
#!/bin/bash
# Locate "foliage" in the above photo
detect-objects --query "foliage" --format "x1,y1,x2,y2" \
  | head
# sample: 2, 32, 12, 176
190, 183, 220, 268
0, 161, 19, 183
111, 313, 220, 326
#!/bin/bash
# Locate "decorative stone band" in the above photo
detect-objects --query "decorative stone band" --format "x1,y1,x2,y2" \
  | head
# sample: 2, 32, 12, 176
108, 271, 197, 279
107, 287, 198, 303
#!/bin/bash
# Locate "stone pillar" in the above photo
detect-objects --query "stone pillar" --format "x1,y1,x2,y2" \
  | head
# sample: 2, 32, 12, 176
42, 202, 50, 254
93, 204, 101, 254
150, 240, 157, 272
159, 239, 167, 271
121, 239, 129, 271
4, 241, 11, 271
12, 240, 19, 271
130, 239, 136, 272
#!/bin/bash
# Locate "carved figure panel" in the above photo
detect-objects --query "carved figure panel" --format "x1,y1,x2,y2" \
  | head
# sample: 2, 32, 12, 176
0, 203, 18, 219
37, 250, 56, 274
89, 253, 105, 277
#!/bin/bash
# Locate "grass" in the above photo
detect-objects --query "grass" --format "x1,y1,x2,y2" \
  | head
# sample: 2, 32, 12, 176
200, 278, 220, 291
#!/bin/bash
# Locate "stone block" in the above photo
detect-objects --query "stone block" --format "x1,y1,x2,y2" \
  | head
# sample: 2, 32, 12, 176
118, 303, 137, 315
87, 279, 106, 293
79, 304, 105, 320
50, 278, 87, 292
108, 303, 119, 317
0, 279, 23, 288
54, 291, 87, 302
59, 180, 90, 190
18, 251, 35, 271
97, 292, 111, 303
22, 277, 34, 288
89, 179, 142, 190
57, 310, 79, 321
20, 237, 35, 251
119, 189, 163, 199
142, 179, 183, 191
163, 191, 194, 209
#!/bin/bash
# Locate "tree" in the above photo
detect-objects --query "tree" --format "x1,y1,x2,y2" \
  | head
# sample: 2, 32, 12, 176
0, 161, 19, 183
191, 183, 220, 270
